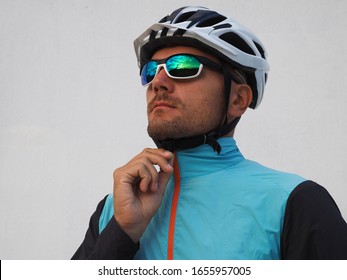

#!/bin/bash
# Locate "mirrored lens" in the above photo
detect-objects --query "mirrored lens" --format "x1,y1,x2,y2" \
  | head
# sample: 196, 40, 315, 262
166, 55, 201, 77
141, 61, 158, 85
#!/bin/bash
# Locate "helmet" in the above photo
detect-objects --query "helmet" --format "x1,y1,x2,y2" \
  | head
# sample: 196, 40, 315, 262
134, 6, 270, 109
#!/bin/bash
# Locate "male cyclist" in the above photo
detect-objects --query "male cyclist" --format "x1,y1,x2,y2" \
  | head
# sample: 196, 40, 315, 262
72, 6, 347, 259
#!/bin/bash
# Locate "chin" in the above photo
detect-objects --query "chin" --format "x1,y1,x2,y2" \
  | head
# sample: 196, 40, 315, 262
147, 126, 181, 140
147, 120, 209, 140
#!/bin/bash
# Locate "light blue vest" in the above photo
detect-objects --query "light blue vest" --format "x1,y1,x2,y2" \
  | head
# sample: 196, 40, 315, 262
99, 138, 305, 259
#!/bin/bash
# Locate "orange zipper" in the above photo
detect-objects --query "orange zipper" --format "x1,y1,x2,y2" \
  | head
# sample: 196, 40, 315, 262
167, 154, 180, 260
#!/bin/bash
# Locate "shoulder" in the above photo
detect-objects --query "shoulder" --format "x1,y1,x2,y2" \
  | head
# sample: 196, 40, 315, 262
236, 159, 306, 194
286, 181, 342, 216
281, 181, 347, 259
284, 181, 347, 230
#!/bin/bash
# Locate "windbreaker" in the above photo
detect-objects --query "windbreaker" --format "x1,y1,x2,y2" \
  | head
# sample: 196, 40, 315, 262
72, 137, 347, 259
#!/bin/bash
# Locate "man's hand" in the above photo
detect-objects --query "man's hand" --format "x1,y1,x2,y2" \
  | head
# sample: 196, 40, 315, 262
113, 148, 174, 243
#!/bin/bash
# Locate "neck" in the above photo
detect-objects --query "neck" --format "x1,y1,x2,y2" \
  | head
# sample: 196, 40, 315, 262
154, 134, 222, 154
153, 117, 240, 154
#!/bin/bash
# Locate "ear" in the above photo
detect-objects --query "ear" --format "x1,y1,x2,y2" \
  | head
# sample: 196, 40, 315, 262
227, 83, 253, 119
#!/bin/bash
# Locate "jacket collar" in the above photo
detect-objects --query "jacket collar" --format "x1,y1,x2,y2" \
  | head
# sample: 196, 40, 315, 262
175, 137, 244, 179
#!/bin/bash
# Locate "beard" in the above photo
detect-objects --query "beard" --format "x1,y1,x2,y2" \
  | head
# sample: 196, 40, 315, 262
147, 92, 225, 141
147, 116, 193, 140
147, 93, 190, 140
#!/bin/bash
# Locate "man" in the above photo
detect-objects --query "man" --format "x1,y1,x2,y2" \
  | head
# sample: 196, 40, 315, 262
72, 6, 347, 259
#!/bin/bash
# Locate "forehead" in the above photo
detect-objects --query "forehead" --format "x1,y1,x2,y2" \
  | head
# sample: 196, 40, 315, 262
151, 46, 220, 63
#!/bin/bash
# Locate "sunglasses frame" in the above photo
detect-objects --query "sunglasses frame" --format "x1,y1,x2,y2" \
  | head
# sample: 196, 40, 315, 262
140, 53, 223, 86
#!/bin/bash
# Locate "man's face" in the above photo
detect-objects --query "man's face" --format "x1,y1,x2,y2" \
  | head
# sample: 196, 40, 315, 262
146, 46, 226, 140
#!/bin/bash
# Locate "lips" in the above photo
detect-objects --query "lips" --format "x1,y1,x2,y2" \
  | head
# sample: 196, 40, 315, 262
148, 94, 183, 113
148, 101, 177, 113
153, 102, 175, 110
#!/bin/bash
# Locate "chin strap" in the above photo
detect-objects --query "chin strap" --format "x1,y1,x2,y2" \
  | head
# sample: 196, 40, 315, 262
154, 117, 240, 154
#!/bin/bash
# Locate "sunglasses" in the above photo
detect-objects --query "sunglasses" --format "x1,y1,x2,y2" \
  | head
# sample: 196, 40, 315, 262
140, 53, 223, 86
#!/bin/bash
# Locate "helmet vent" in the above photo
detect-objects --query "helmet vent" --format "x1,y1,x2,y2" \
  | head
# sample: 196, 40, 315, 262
159, 15, 169, 23
219, 32, 255, 56
187, 10, 226, 28
196, 15, 226, 27
167, 7, 187, 22
173, 28, 186, 37
254, 41, 266, 59
149, 30, 158, 41
214, 23, 232, 30
175, 12, 196, 23
161, 27, 169, 37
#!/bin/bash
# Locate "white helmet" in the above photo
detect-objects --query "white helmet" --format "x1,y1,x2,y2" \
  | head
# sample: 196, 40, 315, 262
134, 6, 270, 109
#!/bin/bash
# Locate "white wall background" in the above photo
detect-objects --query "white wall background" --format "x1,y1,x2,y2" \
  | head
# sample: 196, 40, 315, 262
1, 0, 346, 259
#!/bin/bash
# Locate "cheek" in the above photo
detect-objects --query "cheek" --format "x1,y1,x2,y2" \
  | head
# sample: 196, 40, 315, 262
186, 84, 225, 121
197, 76, 225, 109
202, 94, 225, 120
202, 84, 226, 122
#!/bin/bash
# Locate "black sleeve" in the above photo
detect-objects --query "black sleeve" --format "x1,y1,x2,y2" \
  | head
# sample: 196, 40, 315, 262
281, 180, 347, 259
71, 195, 139, 260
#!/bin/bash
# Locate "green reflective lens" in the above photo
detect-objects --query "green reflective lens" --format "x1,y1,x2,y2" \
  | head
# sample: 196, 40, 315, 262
166, 55, 201, 77
140, 54, 203, 86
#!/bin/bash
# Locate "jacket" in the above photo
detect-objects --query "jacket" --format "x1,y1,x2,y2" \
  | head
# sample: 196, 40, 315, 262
73, 138, 347, 259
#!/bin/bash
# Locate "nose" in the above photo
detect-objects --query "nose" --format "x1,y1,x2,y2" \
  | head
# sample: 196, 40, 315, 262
151, 67, 174, 94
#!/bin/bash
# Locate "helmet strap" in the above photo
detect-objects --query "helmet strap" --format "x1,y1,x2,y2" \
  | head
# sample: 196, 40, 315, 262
153, 116, 240, 154
222, 64, 232, 113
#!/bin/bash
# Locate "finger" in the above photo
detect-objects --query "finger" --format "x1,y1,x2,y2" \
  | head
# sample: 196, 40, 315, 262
143, 148, 173, 159
136, 159, 159, 192
114, 161, 153, 193
145, 151, 174, 192
158, 155, 175, 195
115, 148, 174, 193
141, 149, 174, 174
135, 162, 152, 192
